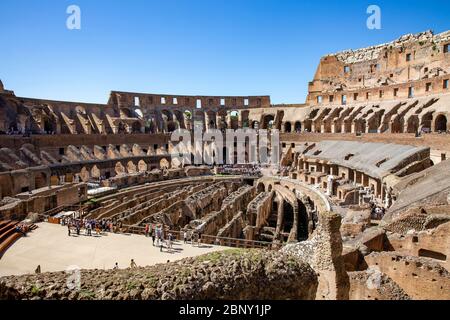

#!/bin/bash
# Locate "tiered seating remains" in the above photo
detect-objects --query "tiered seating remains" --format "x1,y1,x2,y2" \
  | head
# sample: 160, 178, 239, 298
0, 220, 37, 257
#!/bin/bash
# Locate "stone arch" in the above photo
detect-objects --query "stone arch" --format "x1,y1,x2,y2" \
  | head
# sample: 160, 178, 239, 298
120, 108, 133, 118
117, 122, 126, 134
241, 110, 250, 128
173, 110, 185, 127
391, 117, 404, 133
257, 182, 265, 193
435, 114, 447, 132
406, 115, 420, 133
217, 110, 227, 130
284, 122, 292, 133
297, 199, 310, 240
160, 158, 170, 170
80, 166, 90, 182
261, 114, 275, 129
91, 165, 101, 179
43, 117, 56, 133
294, 121, 302, 132
138, 160, 148, 172
127, 161, 137, 173
34, 172, 47, 189
421, 112, 434, 132
115, 162, 126, 175
131, 121, 142, 133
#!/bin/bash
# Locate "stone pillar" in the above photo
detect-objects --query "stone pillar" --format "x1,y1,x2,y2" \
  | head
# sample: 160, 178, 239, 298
282, 212, 350, 300
216, 113, 222, 130
226, 111, 232, 129
237, 111, 243, 128
204, 112, 211, 130
274, 197, 284, 241
327, 175, 333, 196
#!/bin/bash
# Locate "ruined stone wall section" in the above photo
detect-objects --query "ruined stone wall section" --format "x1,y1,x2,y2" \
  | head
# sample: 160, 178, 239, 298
364, 252, 450, 299
282, 211, 350, 300
308, 30, 450, 106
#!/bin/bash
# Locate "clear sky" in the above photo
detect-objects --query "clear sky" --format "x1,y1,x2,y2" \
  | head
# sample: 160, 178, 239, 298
0, 0, 449, 104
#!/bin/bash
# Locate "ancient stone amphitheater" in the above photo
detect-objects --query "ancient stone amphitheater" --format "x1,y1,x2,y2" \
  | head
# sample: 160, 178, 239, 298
0, 30, 449, 300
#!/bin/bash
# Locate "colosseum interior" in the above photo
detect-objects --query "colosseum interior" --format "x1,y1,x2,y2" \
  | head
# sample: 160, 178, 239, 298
0, 30, 450, 301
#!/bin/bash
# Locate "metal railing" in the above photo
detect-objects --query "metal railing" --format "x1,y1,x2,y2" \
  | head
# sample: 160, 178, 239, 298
123, 224, 281, 250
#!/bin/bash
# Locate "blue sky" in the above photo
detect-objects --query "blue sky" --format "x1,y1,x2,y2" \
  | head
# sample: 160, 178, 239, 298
0, 0, 449, 104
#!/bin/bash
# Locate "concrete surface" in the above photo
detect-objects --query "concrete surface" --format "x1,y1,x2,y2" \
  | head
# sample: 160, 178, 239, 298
0, 222, 227, 276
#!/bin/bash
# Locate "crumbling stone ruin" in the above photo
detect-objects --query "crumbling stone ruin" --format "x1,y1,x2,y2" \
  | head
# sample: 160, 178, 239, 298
1, 30, 450, 300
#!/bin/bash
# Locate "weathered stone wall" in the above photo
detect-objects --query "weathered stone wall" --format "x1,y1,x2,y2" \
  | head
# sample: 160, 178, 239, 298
364, 252, 450, 300
348, 271, 410, 300
0, 249, 318, 300
282, 211, 350, 300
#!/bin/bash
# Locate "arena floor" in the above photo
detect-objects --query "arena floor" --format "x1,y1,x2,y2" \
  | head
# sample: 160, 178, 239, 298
0, 223, 227, 276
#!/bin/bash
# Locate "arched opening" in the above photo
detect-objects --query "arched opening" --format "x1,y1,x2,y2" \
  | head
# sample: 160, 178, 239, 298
34, 172, 47, 189
43, 118, 55, 133
230, 110, 239, 130
297, 200, 309, 240
391, 117, 403, 133
421, 112, 433, 132
407, 115, 419, 133
261, 115, 275, 129
117, 122, 126, 134
91, 165, 101, 179
167, 122, 177, 132
80, 167, 90, 182
284, 122, 292, 133
241, 110, 250, 128
115, 162, 126, 175
120, 108, 132, 118
282, 201, 295, 240
435, 114, 447, 132
127, 161, 137, 174
159, 158, 170, 170
294, 121, 302, 132
257, 183, 265, 193
138, 160, 148, 172
131, 121, 142, 133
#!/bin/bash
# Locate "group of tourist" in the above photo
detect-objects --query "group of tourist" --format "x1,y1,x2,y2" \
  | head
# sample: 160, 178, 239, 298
62, 217, 124, 237
143, 223, 203, 252
15, 223, 30, 236
144, 224, 180, 253
216, 164, 261, 176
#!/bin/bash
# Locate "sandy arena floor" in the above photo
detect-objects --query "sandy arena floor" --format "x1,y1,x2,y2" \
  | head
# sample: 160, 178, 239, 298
0, 222, 227, 276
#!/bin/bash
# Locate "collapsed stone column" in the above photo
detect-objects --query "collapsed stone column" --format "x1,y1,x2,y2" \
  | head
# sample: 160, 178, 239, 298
282, 211, 350, 300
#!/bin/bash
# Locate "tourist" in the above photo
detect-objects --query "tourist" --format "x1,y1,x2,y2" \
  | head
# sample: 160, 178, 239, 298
151, 228, 155, 246
183, 230, 187, 244
144, 224, 149, 237
130, 259, 137, 268
87, 221, 92, 236
67, 224, 71, 236
167, 233, 173, 252
113, 262, 119, 270
197, 232, 202, 247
